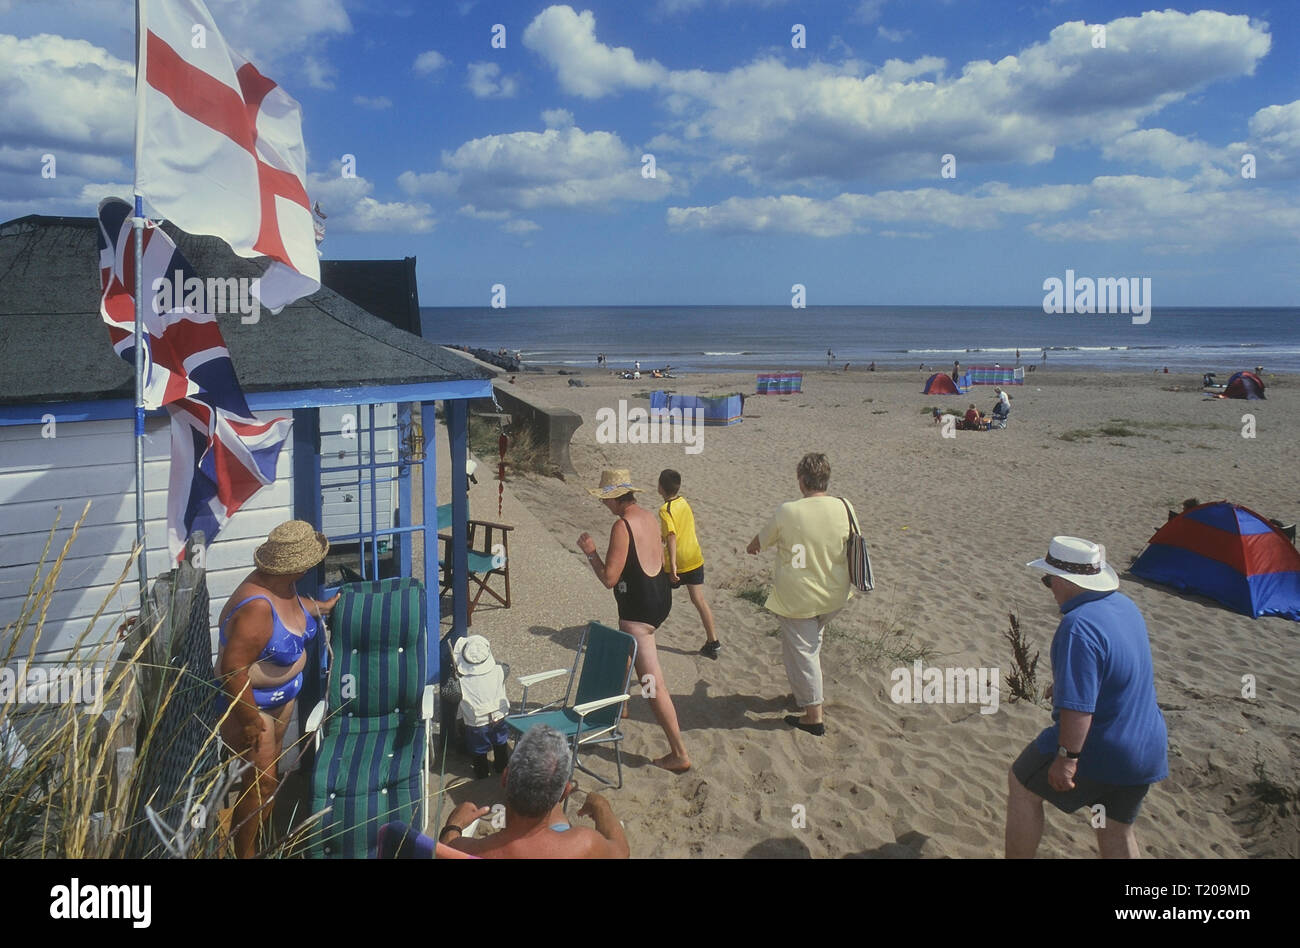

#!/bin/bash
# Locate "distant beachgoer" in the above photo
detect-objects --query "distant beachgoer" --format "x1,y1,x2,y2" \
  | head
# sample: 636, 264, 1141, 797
577, 470, 690, 773
658, 469, 719, 659
843, 362, 851, 372
1007, 537, 1168, 858
1042, 350, 1048, 364
932, 407, 943, 425
745, 453, 855, 737
951, 361, 961, 383
868, 361, 876, 371
827, 348, 833, 362
216, 521, 339, 858
439, 725, 629, 858
634, 360, 641, 372
1016, 348, 1021, 364
1162, 366, 1169, 374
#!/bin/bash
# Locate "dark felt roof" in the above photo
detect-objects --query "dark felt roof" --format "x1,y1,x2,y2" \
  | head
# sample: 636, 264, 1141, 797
0, 214, 485, 405
320, 258, 421, 335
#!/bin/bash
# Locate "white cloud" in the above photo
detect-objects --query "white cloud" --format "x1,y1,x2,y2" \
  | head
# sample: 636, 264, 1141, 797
542, 108, 575, 129
877, 26, 907, 43
466, 61, 519, 99
522, 5, 667, 99
401, 126, 676, 212
667, 182, 1087, 236
1242, 100, 1300, 178
503, 217, 541, 234
300, 54, 336, 90
308, 170, 435, 233
525, 8, 1272, 187
852, 0, 888, 25
667, 174, 1300, 253
414, 50, 448, 74
352, 95, 392, 110
0, 34, 133, 154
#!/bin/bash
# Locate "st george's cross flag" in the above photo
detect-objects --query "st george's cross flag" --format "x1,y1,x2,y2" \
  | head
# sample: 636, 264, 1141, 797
97, 197, 291, 558
135, 0, 319, 311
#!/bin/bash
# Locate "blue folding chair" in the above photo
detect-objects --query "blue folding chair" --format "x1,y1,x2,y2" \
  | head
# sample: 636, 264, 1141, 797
505, 622, 636, 790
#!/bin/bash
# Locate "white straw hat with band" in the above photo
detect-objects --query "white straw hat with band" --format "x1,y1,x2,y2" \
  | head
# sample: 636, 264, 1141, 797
1026, 536, 1119, 592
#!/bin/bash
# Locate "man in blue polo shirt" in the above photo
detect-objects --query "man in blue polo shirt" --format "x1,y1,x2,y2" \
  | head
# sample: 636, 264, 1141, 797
1006, 536, 1168, 858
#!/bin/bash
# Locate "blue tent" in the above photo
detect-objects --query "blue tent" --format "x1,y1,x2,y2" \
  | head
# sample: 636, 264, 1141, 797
1130, 502, 1300, 620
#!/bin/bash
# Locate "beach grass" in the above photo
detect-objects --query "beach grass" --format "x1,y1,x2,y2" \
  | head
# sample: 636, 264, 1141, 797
469, 414, 557, 477
0, 507, 332, 858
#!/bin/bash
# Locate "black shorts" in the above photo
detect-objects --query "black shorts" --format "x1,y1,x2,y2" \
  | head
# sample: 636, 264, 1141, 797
1012, 743, 1151, 825
671, 565, 704, 587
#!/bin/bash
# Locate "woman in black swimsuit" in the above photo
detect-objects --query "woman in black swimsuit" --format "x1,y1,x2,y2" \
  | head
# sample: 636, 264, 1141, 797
578, 469, 691, 773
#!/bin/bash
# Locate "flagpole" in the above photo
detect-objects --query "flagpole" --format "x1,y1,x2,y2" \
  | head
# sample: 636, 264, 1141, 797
133, 0, 149, 609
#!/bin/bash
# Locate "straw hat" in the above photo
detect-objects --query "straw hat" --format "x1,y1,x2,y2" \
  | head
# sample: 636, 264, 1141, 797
1026, 536, 1119, 592
453, 635, 498, 677
254, 520, 329, 575
586, 468, 643, 499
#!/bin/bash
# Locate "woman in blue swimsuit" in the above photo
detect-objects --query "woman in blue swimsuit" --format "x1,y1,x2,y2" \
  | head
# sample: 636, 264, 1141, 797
216, 520, 339, 858
577, 470, 690, 774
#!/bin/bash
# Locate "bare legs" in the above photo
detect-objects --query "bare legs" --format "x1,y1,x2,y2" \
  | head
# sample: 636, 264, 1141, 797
1005, 766, 1141, 858
622, 620, 691, 772
222, 703, 291, 858
686, 584, 717, 645
1004, 766, 1045, 858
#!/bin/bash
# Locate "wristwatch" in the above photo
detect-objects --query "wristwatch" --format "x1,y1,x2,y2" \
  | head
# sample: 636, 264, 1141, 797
1057, 745, 1080, 760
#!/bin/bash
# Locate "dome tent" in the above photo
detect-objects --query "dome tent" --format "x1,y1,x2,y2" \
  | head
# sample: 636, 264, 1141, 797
1130, 501, 1300, 620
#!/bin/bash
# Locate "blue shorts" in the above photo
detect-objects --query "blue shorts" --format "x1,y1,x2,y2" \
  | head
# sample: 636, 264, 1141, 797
465, 719, 510, 755
1012, 743, 1151, 825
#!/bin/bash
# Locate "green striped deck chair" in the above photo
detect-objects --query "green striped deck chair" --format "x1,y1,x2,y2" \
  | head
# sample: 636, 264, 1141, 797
306, 577, 434, 858
505, 622, 637, 790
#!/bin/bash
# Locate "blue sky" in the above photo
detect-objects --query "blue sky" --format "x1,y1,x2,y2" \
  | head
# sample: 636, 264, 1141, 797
2, 0, 1298, 305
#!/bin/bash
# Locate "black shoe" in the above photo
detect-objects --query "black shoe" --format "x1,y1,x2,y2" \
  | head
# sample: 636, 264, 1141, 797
784, 714, 825, 737
700, 641, 721, 660
471, 753, 491, 779
492, 743, 511, 774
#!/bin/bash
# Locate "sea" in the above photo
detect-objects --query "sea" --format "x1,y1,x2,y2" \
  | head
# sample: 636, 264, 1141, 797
420, 306, 1300, 375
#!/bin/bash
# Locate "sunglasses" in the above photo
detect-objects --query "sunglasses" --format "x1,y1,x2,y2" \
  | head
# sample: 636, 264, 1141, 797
1041, 574, 1054, 589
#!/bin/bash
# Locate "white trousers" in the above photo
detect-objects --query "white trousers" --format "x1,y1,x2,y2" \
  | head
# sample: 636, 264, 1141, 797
777, 609, 841, 708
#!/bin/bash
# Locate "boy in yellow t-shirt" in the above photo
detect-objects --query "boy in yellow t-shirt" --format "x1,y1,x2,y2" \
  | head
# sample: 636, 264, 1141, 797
657, 469, 720, 658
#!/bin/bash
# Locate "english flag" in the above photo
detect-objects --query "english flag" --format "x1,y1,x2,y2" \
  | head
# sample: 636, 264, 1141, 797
136, 0, 319, 312
97, 197, 292, 558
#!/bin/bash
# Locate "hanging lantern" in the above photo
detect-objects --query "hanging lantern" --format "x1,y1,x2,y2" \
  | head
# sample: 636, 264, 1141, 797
401, 420, 425, 462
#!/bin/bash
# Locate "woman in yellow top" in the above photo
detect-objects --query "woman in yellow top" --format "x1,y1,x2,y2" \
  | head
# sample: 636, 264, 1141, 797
746, 453, 855, 736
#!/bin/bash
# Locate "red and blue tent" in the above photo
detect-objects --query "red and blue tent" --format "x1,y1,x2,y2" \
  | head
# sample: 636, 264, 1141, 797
1130, 501, 1300, 620
922, 372, 969, 394
1223, 371, 1265, 399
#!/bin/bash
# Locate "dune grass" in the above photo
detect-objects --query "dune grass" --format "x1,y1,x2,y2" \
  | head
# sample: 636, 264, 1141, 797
0, 506, 329, 858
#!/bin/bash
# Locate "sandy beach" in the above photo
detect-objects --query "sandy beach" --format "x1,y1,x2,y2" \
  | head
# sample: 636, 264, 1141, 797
438, 366, 1298, 858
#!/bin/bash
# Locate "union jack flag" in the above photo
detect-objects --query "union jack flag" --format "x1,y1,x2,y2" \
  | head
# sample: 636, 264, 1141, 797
96, 196, 291, 559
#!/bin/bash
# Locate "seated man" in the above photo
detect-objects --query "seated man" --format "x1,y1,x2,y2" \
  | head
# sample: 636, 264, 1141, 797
437, 724, 630, 858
